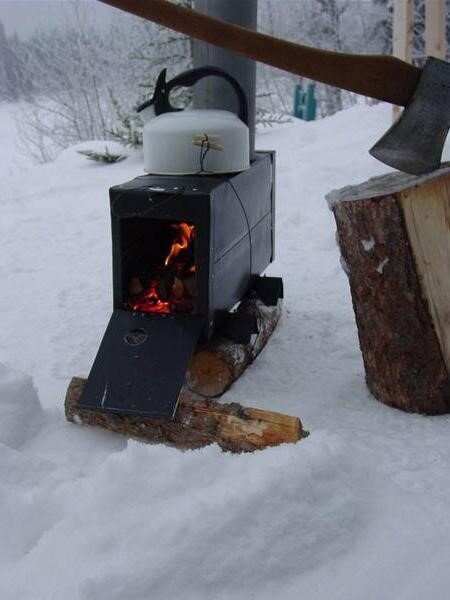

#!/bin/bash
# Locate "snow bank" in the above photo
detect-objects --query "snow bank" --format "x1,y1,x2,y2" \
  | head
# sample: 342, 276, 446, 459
0, 363, 43, 449
0, 433, 372, 600
78, 435, 367, 600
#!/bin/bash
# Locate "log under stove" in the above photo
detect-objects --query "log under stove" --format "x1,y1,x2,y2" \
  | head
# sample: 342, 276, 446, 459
79, 151, 281, 419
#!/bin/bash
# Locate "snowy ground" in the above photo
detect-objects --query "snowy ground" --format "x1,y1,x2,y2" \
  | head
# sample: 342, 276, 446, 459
2, 100, 450, 599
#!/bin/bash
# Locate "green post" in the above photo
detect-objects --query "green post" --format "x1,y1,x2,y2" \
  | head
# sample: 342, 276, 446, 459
294, 84, 305, 119
293, 83, 316, 121
304, 83, 317, 121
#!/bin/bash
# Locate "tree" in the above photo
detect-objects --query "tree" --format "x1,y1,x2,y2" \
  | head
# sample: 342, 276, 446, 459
0, 21, 30, 101
257, 0, 383, 118
16, 1, 193, 162
370, 0, 393, 55
309, 0, 348, 114
12, 0, 399, 162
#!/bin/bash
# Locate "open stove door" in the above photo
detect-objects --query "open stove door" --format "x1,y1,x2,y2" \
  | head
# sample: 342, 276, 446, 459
78, 310, 204, 418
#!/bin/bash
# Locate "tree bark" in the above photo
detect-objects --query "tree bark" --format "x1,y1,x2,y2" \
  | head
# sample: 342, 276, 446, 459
186, 298, 282, 397
328, 167, 450, 414
65, 377, 306, 453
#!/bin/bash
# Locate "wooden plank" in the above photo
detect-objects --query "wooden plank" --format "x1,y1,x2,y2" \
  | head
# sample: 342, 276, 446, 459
392, 0, 413, 120
399, 174, 450, 370
425, 0, 446, 60
393, 0, 414, 61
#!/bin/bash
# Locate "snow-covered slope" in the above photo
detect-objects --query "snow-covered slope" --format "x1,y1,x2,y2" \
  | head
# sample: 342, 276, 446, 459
2, 102, 450, 600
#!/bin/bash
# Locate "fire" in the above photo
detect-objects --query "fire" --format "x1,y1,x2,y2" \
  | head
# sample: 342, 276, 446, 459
125, 221, 196, 315
127, 279, 170, 314
164, 223, 196, 269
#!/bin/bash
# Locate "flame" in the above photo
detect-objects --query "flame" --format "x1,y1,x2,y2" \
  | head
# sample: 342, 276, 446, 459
125, 221, 196, 315
128, 279, 170, 314
164, 223, 196, 269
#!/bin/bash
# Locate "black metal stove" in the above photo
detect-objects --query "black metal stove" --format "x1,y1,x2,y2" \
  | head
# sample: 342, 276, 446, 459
78, 151, 278, 418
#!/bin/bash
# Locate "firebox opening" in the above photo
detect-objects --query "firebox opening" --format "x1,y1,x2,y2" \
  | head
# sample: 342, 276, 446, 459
121, 218, 197, 315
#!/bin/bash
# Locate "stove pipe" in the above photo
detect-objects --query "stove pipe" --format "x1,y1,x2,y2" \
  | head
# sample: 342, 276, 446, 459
192, 0, 257, 161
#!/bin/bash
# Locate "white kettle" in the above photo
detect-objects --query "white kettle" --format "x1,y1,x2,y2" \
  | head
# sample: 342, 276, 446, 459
137, 66, 250, 175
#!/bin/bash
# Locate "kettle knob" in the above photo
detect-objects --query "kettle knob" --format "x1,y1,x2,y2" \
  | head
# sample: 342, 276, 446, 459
136, 69, 182, 116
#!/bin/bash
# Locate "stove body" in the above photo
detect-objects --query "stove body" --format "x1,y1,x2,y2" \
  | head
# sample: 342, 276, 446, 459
79, 151, 276, 418
112, 151, 275, 339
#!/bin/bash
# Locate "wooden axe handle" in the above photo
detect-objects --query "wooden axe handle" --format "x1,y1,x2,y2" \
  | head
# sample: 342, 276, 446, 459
99, 0, 421, 107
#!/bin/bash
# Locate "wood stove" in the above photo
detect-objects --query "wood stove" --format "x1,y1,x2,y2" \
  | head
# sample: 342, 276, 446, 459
78, 151, 278, 418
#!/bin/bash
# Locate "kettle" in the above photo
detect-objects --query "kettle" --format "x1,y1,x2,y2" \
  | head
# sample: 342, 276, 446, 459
137, 66, 250, 175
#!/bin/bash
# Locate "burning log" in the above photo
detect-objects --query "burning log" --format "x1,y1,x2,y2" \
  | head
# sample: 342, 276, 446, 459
329, 167, 450, 414
186, 296, 282, 397
128, 277, 144, 296
65, 377, 306, 452
183, 274, 197, 298
124, 220, 197, 315
172, 276, 184, 299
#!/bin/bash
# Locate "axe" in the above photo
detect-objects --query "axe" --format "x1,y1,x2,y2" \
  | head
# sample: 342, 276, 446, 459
99, 0, 449, 175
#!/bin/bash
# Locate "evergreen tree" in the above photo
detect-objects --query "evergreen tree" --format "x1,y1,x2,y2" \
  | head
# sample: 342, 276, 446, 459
370, 0, 393, 55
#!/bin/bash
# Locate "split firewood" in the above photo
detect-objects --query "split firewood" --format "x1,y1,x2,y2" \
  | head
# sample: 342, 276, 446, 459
172, 276, 184, 299
328, 166, 450, 414
65, 377, 306, 453
182, 274, 197, 297
156, 272, 173, 300
186, 297, 282, 397
128, 276, 143, 296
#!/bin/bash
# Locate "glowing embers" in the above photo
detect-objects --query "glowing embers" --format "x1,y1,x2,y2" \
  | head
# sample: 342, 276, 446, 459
124, 220, 197, 315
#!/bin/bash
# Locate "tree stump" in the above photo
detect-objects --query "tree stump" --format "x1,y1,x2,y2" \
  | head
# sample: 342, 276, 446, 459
65, 377, 306, 453
328, 166, 450, 414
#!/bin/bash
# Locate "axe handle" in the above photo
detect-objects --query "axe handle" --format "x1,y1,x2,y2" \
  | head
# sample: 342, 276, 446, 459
99, 0, 421, 107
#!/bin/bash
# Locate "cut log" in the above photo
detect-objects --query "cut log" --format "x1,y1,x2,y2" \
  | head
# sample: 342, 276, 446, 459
328, 166, 450, 414
186, 297, 282, 397
65, 377, 306, 453
65, 285, 289, 452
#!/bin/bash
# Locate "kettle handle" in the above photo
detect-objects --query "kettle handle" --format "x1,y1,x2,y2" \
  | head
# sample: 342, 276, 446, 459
137, 66, 249, 125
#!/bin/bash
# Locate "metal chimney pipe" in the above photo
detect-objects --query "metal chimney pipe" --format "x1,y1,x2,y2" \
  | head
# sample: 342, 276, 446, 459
192, 0, 257, 161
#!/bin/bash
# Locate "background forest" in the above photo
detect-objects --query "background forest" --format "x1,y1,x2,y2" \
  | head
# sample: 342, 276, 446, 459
0, 0, 447, 163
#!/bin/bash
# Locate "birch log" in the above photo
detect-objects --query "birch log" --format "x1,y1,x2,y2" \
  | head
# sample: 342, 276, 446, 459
186, 298, 282, 397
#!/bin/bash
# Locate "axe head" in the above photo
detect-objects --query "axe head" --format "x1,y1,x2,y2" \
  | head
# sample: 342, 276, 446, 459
370, 57, 450, 175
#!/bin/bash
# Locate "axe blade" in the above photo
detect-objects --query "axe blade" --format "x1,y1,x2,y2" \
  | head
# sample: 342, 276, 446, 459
370, 57, 450, 175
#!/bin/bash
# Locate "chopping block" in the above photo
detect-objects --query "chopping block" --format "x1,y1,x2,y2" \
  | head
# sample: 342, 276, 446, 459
328, 166, 450, 414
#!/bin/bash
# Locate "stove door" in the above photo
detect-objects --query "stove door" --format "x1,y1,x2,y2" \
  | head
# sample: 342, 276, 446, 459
78, 310, 204, 418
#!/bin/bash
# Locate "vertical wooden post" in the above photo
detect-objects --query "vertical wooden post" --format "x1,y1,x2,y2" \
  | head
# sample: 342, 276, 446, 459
392, 0, 413, 121
425, 0, 446, 60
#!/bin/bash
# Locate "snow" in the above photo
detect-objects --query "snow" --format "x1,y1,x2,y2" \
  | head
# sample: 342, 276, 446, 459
376, 257, 389, 274
0, 363, 43, 449
0, 104, 25, 179
2, 99, 450, 599
361, 237, 375, 252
